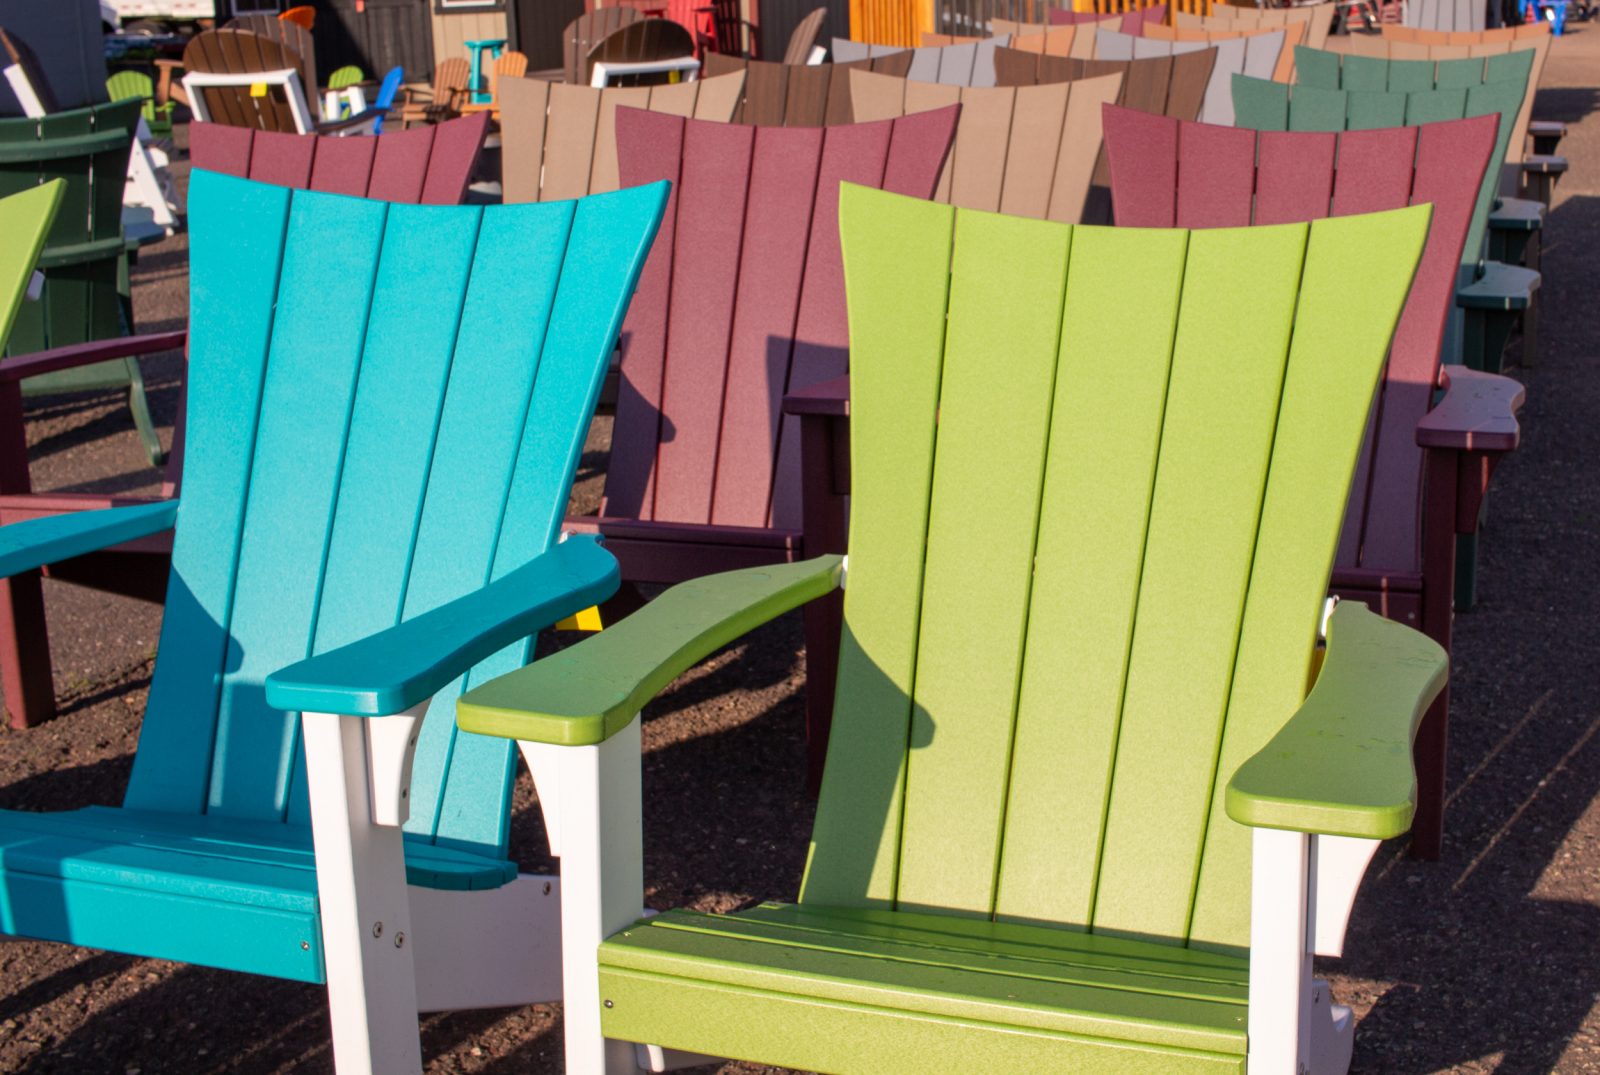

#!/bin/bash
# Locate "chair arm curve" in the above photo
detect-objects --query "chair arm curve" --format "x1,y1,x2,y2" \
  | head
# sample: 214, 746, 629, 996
1415, 366, 1523, 453
0, 500, 178, 579
0, 330, 188, 383
264, 535, 620, 717
457, 554, 844, 748
1225, 601, 1447, 841
782, 374, 850, 417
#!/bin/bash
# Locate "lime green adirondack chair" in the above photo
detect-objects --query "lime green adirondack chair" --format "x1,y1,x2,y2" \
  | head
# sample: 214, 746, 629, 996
106, 68, 175, 138
457, 187, 1446, 1074
328, 64, 367, 89
0, 184, 61, 349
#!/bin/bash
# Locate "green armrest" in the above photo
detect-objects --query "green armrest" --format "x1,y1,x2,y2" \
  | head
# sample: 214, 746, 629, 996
457, 554, 844, 747
1225, 602, 1447, 840
263, 535, 620, 717
1456, 260, 1539, 311
0, 500, 177, 580
1489, 196, 1543, 233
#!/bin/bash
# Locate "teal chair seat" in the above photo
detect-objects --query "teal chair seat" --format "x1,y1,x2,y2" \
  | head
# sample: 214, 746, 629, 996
0, 806, 514, 981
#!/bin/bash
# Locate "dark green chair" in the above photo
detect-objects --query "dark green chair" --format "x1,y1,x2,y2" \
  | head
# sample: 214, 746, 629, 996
0, 97, 164, 466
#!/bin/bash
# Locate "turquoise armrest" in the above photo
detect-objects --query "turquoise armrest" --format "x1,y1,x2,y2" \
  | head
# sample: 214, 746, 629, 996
264, 535, 619, 717
457, 554, 845, 747
0, 501, 177, 579
1457, 261, 1539, 311
1225, 602, 1447, 841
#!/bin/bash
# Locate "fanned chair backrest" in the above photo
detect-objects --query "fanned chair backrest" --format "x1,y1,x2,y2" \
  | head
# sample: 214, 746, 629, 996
988, 24, 1083, 56
849, 69, 1119, 220
1403, 0, 1487, 31
602, 105, 958, 533
0, 181, 59, 348
1382, 21, 1548, 42
189, 112, 490, 204
1140, 21, 1302, 80
588, 19, 697, 86
1177, 2, 1334, 50
183, 29, 309, 133
702, 52, 915, 124
432, 56, 471, 109
803, 182, 1428, 951
783, 6, 829, 64
1330, 36, 1547, 165
1096, 27, 1281, 122
993, 44, 1216, 120
831, 35, 1014, 86
498, 73, 745, 202
1104, 105, 1494, 581
227, 12, 319, 116
106, 69, 160, 125
564, 7, 645, 84
121, 170, 668, 861
0, 98, 141, 354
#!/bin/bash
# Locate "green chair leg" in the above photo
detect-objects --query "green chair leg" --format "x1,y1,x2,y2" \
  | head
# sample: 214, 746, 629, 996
125, 360, 165, 467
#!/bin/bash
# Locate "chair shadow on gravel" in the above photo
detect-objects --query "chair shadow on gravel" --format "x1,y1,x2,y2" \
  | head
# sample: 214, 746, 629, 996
1532, 86, 1600, 127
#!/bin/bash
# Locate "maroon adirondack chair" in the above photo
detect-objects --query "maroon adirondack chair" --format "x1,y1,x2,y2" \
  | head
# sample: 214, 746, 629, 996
0, 114, 491, 729
570, 103, 958, 781
1102, 104, 1523, 859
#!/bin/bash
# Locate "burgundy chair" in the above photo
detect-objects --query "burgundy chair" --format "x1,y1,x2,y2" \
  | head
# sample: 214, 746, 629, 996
1102, 103, 1524, 859
0, 114, 491, 729
570, 103, 959, 785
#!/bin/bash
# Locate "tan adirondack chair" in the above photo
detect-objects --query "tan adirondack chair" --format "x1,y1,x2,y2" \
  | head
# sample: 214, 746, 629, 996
497, 72, 746, 202
1175, 2, 1334, 50
1142, 20, 1304, 80
849, 68, 1121, 221
460, 50, 530, 120
399, 58, 470, 127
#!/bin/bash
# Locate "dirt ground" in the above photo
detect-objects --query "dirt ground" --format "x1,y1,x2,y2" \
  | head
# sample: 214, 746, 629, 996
2, 27, 1599, 1074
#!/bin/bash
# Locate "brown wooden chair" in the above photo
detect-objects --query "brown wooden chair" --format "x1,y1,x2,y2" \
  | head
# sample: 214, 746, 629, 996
0, 114, 493, 731
226, 12, 319, 116
587, 19, 699, 86
849, 68, 1121, 221
498, 72, 746, 202
181, 28, 314, 134
400, 57, 470, 127
563, 8, 646, 84
782, 6, 829, 64
702, 52, 914, 124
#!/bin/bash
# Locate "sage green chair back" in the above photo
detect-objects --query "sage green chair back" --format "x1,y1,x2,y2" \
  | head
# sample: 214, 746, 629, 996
1232, 72, 1526, 363
0, 182, 62, 349
802, 184, 1428, 952
1291, 41, 1533, 95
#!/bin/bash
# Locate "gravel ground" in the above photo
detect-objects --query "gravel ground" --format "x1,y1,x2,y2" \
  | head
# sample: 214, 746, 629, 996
2, 30, 1599, 1073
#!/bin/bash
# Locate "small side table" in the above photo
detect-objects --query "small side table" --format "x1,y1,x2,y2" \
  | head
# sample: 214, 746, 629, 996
464, 38, 507, 104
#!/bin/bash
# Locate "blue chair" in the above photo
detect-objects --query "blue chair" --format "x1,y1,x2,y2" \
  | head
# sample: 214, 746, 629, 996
371, 65, 404, 133
0, 169, 667, 1074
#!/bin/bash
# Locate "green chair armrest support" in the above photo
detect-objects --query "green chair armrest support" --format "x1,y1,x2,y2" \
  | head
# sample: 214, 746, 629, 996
263, 535, 621, 717
456, 554, 845, 747
1225, 601, 1447, 840
1489, 196, 1543, 233
0, 331, 188, 383
1415, 366, 1523, 453
1456, 260, 1539, 311
0, 500, 177, 579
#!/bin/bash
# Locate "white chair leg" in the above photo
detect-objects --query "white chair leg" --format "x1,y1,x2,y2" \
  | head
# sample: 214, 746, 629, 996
555, 716, 645, 1074
1248, 826, 1314, 1075
303, 710, 425, 1075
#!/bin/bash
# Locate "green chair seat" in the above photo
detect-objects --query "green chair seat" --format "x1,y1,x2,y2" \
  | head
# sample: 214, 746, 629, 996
600, 904, 1249, 1072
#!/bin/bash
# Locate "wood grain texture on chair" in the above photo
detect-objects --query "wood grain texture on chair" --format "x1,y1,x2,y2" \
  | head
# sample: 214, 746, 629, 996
182, 29, 306, 132
783, 7, 829, 64
563, 7, 645, 84
702, 52, 915, 125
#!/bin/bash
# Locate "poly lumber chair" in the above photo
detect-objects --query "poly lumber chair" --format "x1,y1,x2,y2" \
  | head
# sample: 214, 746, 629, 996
1103, 106, 1522, 859
457, 185, 1444, 1074
0, 169, 666, 1074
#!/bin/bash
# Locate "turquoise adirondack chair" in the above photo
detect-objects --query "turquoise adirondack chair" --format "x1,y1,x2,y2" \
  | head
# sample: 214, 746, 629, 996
1232, 72, 1531, 609
0, 183, 61, 347
0, 169, 666, 1074
457, 185, 1446, 1074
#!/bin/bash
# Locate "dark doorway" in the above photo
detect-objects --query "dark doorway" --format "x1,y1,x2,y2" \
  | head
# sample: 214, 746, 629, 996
312, 0, 436, 81
507, 0, 585, 72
